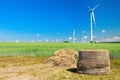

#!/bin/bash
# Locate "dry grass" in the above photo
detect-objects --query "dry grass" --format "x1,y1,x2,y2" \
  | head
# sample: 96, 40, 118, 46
46, 68, 120, 80
0, 49, 78, 80
0, 49, 119, 80
0, 56, 48, 67
44, 49, 78, 66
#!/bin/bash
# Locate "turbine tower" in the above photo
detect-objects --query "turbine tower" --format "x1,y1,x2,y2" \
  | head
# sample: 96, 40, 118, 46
84, 2, 100, 43
72, 29, 76, 43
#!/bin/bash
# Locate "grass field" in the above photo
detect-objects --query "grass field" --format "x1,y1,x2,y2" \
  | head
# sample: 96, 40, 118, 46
0, 42, 120, 59
0, 42, 120, 80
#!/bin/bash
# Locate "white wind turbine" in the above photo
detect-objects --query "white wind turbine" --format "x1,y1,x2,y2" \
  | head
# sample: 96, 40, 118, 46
72, 29, 76, 43
84, 2, 100, 43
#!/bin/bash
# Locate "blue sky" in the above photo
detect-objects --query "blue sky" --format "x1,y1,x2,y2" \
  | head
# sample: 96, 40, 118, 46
0, 0, 120, 42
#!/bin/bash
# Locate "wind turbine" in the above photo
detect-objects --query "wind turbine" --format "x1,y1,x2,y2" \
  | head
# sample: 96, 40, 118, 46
83, 2, 100, 43
72, 29, 76, 43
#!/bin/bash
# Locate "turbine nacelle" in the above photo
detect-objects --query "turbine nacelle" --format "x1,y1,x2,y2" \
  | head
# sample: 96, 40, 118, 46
83, 2, 100, 12
89, 9, 94, 13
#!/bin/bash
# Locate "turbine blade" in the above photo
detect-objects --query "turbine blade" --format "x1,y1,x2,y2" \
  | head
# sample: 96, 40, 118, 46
93, 3, 101, 10
92, 12, 96, 26
73, 29, 76, 37
82, 1, 92, 10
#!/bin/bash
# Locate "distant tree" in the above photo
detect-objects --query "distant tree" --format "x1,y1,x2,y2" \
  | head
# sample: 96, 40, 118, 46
63, 41, 69, 43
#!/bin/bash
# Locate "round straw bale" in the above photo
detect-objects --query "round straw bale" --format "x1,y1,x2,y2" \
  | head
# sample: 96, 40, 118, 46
77, 49, 111, 75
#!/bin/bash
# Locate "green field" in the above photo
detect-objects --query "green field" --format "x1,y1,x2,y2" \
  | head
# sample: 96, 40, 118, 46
0, 42, 120, 60
0, 42, 120, 80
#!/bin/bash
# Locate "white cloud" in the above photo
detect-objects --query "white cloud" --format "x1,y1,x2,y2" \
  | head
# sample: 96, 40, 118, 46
45, 39, 49, 42
36, 33, 40, 37
68, 37, 72, 40
82, 36, 88, 42
16, 40, 20, 43
104, 36, 120, 42
68, 37, 76, 41
101, 30, 106, 33
97, 36, 120, 42
82, 36, 88, 39
56, 39, 59, 42
31, 40, 34, 42
73, 38, 77, 41
38, 40, 42, 42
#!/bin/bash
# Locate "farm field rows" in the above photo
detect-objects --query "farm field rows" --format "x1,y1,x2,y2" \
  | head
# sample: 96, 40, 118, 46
0, 42, 120, 80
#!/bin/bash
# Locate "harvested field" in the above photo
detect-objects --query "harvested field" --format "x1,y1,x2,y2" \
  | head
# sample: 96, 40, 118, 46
0, 49, 77, 80
0, 42, 119, 80
0, 56, 120, 80
0, 56, 48, 67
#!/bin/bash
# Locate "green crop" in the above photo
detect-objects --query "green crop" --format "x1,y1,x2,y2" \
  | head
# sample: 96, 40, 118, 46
0, 42, 119, 60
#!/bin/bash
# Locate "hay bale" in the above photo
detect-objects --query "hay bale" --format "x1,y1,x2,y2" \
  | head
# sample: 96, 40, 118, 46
44, 49, 78, 66
77, 49, 111, 75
